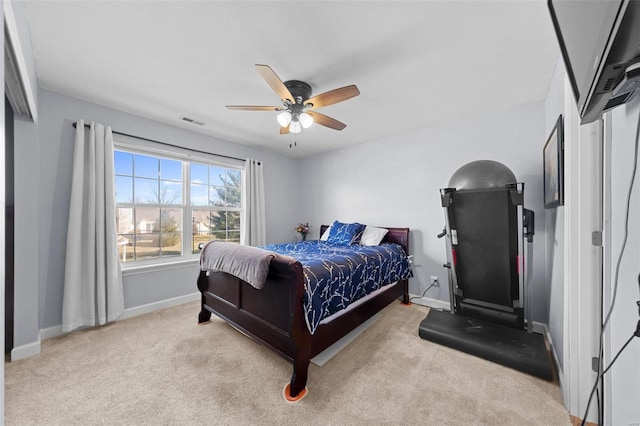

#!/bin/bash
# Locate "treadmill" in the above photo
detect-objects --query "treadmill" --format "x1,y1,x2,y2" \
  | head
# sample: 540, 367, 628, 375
419, 160, 552, 381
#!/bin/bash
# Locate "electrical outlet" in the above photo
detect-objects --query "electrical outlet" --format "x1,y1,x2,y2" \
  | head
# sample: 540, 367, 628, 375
430, 276, 439, 286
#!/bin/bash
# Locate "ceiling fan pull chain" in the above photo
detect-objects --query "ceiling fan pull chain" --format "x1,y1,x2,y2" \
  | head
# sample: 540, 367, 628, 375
289, 132, 298, 148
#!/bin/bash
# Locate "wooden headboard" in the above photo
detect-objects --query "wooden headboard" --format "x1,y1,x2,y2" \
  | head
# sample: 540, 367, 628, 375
319, 224, 410, 254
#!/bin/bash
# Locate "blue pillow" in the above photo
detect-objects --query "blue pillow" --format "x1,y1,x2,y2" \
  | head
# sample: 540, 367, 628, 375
326, 221, 365, 246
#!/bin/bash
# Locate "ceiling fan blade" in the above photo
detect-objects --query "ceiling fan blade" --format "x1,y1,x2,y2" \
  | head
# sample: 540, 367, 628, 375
225, 105, 282, 111
255, 64, 294, 101
305, 85, 360, 109
280, 126, 289, 135
308, 111, 347, 131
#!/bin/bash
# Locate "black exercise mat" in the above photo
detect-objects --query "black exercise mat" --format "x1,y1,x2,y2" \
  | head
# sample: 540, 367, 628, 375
419, 309, 553, 381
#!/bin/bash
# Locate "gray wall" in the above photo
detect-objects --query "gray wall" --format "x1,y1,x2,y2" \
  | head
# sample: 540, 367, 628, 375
13, 118, 40, 347
9, 0, 41, 349
13, 89, 299, 346
544, 59, 565, 371
298, 100, 550, 322
605, 95, 640, 425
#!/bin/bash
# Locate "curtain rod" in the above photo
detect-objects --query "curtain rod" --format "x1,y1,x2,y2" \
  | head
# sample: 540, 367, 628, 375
72, 121, 246, 163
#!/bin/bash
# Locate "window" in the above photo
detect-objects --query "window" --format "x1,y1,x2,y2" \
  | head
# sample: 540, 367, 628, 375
114, 148, 242, 266
190, 163, 241, 253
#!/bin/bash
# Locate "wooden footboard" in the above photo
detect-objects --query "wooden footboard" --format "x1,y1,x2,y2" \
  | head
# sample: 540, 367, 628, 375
197, 255, 312, 397
197, 226, 410, 399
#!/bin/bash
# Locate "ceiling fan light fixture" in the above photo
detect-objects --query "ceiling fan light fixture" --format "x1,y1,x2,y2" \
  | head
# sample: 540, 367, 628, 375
277, 110, 292, 127
289, 121, 302, 134
299, 112, 313, 129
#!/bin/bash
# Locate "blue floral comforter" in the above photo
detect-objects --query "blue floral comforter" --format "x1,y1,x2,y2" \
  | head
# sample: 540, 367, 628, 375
260, 240, 413, 334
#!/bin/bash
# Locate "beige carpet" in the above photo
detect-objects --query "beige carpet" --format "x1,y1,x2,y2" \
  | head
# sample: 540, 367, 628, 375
5, 301, 571, 425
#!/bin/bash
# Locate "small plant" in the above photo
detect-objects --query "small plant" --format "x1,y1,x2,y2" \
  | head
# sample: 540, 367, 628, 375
296, 222, 310, 240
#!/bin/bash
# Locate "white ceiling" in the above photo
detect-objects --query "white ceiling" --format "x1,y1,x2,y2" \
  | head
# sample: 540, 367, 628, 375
25, 0, 559, 158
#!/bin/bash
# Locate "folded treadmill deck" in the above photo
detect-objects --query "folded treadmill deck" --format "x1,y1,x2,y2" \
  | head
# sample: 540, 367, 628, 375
419, 309, 553, 381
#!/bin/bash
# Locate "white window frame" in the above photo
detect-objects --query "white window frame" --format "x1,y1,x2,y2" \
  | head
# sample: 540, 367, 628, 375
113, 136, 244, 271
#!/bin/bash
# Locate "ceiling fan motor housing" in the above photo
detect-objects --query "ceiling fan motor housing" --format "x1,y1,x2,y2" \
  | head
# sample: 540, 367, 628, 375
284, 80, 312, 103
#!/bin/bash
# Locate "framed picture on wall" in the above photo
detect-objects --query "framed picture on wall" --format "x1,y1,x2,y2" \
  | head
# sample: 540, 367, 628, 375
543, 115, 564, 209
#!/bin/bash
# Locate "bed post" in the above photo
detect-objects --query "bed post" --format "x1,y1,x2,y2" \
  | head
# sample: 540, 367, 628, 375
197, 270, 212, 324
288, 351, 310, 400
285, 263, 310, 401
401, 278, 410, 305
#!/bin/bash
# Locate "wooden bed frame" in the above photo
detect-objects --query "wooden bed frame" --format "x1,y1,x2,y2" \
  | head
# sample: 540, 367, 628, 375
197, 225, 410, 400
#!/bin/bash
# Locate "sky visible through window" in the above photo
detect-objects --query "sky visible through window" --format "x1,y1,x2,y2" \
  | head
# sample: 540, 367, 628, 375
115, 151, 182, 204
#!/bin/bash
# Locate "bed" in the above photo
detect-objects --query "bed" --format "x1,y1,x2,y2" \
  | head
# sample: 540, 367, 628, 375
196, 224, 411, 401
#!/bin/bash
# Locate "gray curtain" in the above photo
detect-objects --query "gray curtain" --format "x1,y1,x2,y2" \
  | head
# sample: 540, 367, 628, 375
240, 158, 266, 246
62, 120, 124, 332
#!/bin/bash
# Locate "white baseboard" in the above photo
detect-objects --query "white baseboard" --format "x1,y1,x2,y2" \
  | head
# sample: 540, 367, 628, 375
20, 293, 202, 360
119, 292, 200, 320
40, 324, 64, 341
11, 338, 41, 361
409, 294, 451, 311
530, 320, 547, 335
542, 323, 564, 390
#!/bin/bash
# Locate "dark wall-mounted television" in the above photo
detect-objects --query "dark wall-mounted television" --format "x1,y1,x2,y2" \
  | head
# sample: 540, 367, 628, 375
548, 0, 640, 124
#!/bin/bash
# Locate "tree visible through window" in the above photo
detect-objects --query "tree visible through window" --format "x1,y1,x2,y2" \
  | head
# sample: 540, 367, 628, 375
114, 149, 242, 264
191, 163, 241, 253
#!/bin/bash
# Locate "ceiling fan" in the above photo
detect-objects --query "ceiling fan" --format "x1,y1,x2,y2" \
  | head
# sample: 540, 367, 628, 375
226, 64, 360, 135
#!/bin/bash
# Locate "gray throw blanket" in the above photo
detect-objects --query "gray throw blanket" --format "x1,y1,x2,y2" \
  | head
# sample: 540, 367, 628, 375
199, 241, 275, 289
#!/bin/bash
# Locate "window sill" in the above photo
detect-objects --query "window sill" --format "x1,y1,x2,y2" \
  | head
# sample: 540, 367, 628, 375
121, 258, 199, 276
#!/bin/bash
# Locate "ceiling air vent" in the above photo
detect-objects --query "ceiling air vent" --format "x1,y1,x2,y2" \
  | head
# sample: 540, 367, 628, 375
179, 116, 205, 126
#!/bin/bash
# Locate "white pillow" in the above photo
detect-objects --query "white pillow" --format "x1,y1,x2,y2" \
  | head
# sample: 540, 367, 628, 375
320, 225, 331, 241
359, 226, 388, 246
